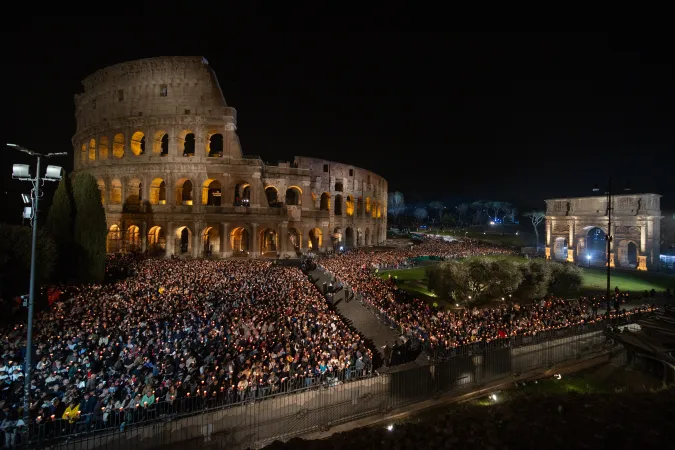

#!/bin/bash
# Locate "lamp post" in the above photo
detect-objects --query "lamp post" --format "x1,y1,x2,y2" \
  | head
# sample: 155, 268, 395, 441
593, 178, 631, 322
7, 143, 66, 425
586, 253, 591, 267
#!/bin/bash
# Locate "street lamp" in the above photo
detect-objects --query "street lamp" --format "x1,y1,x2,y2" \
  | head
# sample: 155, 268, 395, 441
592, 177, 631, 322
586, 253, 591, 268
8, 143, 67, 424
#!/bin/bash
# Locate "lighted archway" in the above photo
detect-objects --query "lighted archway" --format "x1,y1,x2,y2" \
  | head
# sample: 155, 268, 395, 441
309, 228, 323, 250
112, 133, 125, 159
265, 186, 278, 206
80, 143, 87, 164
285, 186, 302, 206
107, 225, 122, 253
126, 225, 140, 252
110, 179, 122, 204
376, 203, 382, 219
153, 130, 169, 156
288, 227, 302, 252
345, 195, 355, 216
584, 227, 607, 262
98, 136, 109, 160
175, 226, 192, 254
202, 226, 220, 255
88, 139, 96, 161
130, 131, 145, 156
553, 237, 568, 261
97, 179, 106, 205
178, 130, 195, 156
371, 200, 378, 218
365, 197, 371, 213
148, 226, 166, 253
207, 133, 223, 157
202, 179, 222, 206
230, 227, 250, 253
260, 228, 278, 255
175, 179, 193, 205
149, 178, 166, 205
234, 182, 250, 206
320, 192, 331, 211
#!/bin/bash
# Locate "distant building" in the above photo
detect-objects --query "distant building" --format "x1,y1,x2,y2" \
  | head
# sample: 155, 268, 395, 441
72, 56, 387, 257
544, 194, 662, 271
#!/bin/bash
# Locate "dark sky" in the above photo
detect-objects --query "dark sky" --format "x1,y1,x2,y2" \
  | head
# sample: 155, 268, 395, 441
2, 28, 674, 223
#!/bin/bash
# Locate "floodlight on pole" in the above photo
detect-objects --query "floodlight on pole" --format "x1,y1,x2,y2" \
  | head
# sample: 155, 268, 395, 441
21, 193, 30, 204
6, 143, 67, 429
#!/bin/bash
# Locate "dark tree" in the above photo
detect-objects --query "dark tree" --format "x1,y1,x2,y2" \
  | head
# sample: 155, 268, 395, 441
45, 176, 74, 281
0, 224, 56, 302
72, 172, 107, 283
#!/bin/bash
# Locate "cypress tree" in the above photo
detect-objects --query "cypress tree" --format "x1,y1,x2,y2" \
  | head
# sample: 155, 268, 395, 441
72, 172, 107, 283
45, 176, 74, 282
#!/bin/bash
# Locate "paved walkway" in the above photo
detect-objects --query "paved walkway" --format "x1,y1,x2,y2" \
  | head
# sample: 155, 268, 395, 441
309, 267, 399, 364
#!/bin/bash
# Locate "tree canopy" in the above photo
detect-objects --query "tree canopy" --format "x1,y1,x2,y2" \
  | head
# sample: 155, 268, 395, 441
72, 172, 108, 283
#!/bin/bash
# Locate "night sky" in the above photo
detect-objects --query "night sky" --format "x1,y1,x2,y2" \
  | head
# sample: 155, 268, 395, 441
2, 28, 674, 223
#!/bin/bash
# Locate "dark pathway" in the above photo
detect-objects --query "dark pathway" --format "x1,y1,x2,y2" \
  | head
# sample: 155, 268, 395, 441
308, 267, 400, 362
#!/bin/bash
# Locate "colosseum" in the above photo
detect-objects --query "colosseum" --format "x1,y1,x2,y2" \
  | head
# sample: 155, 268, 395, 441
72, 56, 388, 258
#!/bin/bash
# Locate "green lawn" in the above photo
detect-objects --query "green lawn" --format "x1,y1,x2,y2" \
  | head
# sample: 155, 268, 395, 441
379, 256, 675, 301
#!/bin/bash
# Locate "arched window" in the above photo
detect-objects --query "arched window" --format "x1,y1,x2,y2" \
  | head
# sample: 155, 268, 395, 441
285, 186, 302, 206
130, 131, 145, 156
265, 186, 279, 206
334, 194, 343, 216
208, 133, 223, 156
320, 192, 331, 211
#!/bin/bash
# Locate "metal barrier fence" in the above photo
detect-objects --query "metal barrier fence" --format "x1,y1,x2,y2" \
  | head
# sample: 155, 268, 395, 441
15, 322, 615, 450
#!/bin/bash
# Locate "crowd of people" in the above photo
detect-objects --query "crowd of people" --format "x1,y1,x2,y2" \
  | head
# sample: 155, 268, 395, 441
1, 259, 372, 440
318, 238, 654, 358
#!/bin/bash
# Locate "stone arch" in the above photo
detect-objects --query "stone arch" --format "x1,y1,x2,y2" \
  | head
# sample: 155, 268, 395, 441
234, 182, 251, 206
583, 226, 607, 261
207, 133, 224, 157
152, 130, 169, 156
202, 226, 220, 255
148, 226, 166, 254
618, 239, 639, 267
288, 227, 302, 252
320, 192, 331, 211
126, 225, 141, 252
130, 131, 145, 156
356, 228, 363, 246
125, 178, 142, 206
98, 136, 109, 160
333, 227, 343, 250
202, 179, 222, 206
175, 226, 193, 254
265, 186, 279, 206
345, 195, 355, 216
149, 178, 167, 205
345, 227, 355, 248
260, 228, 279, 255
308, 228, 323, 250
96, 178, 106, 205
376, 203, 382, 219
285, 186, 302, 206
107, 224, 122, 253
178, 130, 196, 156
88, 138, 96, 161
80, 143, 87, 164
175, 178, 194, 205
334, 194, 343, 216
371, 200, 378, 218
553, 237, 568, 261
365, 197, 371, 213
230, 227, 250, 254
112, 133, 125, 159
110, 179, 122, 204
365, 228, 371, 246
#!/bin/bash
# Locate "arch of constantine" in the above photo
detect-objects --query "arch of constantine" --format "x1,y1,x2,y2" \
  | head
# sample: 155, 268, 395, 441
72, 56, 388, 257
545, 193, 662, 271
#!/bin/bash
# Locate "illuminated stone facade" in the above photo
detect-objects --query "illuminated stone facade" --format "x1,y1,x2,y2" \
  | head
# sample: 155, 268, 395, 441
72, 56, 387, 257
545, 194, 662, 271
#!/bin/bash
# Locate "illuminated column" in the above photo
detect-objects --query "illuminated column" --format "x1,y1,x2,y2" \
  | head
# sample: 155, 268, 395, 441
165, 222, 174, 256
220, 223, 229, 258
251, 173, 261, 207
637, 256, 647, 271
141, 221, 147, 253
640, 222, 647, 253
251, 223, 259, 257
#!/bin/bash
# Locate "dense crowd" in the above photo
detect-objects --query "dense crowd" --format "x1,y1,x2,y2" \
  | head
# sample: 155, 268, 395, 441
319, 239, 654, 357
0, 259, 372, 438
